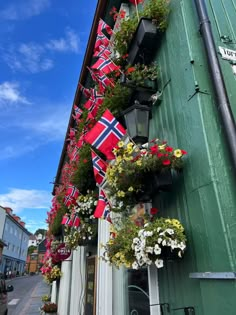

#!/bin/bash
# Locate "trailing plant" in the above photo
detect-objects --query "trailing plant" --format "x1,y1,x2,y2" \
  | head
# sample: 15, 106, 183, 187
106, 139, 187, 209
102, 216, 186, 269
41, 302, 58, 313
64, 220, 97, 249
71, 144, 96, 194
112, 0, 170, 56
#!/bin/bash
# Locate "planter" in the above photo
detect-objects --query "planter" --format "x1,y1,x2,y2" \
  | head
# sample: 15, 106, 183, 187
127, 18, 159, 65
120, 73, 157, 106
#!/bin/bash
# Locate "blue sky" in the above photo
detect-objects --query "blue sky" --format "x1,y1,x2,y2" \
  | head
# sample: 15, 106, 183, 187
0, 0, 97, 233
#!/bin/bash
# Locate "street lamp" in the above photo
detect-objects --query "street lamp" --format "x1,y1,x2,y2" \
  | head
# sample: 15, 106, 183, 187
121, 101, 151, 145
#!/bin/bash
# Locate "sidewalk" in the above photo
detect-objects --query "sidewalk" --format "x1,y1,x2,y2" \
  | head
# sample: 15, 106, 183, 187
16, 279, 50, 315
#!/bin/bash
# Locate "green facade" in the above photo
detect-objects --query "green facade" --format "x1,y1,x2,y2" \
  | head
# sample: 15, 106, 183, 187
148, 0, 236, 314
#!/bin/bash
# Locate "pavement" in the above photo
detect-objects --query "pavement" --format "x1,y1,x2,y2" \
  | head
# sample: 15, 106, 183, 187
10, 276, 50, 315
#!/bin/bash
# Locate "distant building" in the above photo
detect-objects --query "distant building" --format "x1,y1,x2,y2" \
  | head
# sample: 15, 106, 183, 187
0, 207, 6, 265
28, 234, 37, 247
26, 239, 47, 274
0, 207, 31, 277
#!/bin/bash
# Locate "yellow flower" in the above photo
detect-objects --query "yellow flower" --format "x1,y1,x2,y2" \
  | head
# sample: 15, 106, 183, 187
117, 190, 125, 197
118, 141, 124, 148
159, 144, 166, 150
128, 186, 134, 192
127, 142, 133, 150
174, 149, 183, 158
135, 160, 142, 166
116, 156, 122, 163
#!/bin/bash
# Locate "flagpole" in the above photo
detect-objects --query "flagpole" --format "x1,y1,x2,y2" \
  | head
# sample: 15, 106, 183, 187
134, 0, 140, 22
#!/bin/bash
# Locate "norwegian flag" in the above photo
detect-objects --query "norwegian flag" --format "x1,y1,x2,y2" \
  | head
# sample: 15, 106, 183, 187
94, 33, 110, 51
73, 105, 83, 121
94, 45, 111, 59
84, 89, 104, 111
87, 100, 101, 120
87, 67, 100, 84
90, 89, 104, 104
91, 56, 120, 75
94, 189, 111, 218
85, 109, 126, 160
72, 214, 81, 227
61, 214, 71, 225
76, 128, 88, 149
96, 70, 115, 93
70, 146, 80, 162
64, 185, 79, 207
78, 83, 91, 98
91, 150, 107, 185
97, 18, 113, 36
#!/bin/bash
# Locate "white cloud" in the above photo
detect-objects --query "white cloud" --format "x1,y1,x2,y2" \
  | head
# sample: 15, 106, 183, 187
0, 81, 30, 105
0, 188, 51, 213
3, 43, 54, 74
0, 0, 51, 20
22, 219, 48, 233
3, 28, 80, 73
46, 28, 80, 53
0, 102, 70, 159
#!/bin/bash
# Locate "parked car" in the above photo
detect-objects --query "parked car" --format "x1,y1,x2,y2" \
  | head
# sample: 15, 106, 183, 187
0, 278, 14, 315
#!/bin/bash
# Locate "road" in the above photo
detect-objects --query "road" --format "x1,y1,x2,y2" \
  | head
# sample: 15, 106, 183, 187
7, 274, 49, 315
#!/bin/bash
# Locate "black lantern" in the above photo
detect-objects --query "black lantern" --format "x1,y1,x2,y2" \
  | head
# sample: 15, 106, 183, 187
121, 102, 151, 144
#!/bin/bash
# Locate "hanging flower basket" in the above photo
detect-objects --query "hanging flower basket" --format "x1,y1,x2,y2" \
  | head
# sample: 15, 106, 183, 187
106, 139, 187, 212
127, 18, 159, 65
102, 217, 187, 269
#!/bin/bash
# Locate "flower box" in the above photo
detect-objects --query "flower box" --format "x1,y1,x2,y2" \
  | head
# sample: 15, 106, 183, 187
127, 18, 159, 65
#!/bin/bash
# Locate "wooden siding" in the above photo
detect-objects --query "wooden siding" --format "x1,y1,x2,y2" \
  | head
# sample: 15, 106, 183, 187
149, 0, 236, 314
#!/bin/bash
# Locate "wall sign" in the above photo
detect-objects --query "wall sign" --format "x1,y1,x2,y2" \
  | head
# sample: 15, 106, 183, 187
85, 256, 97, 315
52, 243, 71, 262
219, 46, 236, 62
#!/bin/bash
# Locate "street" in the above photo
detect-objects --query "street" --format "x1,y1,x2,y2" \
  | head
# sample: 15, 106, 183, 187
7, 274, 50, 315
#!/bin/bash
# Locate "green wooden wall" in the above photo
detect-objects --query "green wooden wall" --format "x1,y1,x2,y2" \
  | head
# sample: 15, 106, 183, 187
148, 0, 236, 314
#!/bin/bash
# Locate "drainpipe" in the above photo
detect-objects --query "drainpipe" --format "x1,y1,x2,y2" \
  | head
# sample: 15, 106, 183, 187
194, 0, 236, 172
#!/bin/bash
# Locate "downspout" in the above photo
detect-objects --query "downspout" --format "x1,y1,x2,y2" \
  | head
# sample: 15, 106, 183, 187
194, 0, 236, 172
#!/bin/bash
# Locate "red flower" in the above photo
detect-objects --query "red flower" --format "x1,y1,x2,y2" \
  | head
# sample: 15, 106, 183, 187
109, 6, 117, 15
162, 159, 171, 165
150, 207, 158, 215
165, 146, 173, 152
120, 10, 126, 18
150, 145, 158, 153
83, 159, 88, 163
126, 67, 136, 74
157, 153, 164, 158
181, 150, 187, 155
122, 53, 129, 59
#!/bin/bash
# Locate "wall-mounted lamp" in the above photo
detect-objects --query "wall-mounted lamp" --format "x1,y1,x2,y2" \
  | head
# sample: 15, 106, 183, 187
121, 101, 151, 145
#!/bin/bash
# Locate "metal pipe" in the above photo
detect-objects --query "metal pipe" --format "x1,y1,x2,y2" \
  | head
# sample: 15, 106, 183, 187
194, 0, 236, 172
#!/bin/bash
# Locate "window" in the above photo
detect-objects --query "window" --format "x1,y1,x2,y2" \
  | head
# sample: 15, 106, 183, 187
14, 229, 17, 236
10, 226, 13, 234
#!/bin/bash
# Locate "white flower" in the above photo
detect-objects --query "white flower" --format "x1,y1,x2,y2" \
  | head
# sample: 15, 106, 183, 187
154, 244, 161, 255
144, 231, 153, 237
132, 262, 139, 270
146, 258, 153, 265
145, 247, 154, 254
135, 253, 142, 260
144, 223, 149, 228
134, 245, 141, 252
165, 228, 174, 235
179, 242, 186, 250
138, 229, 144, 237
178, 251, 182, 258
157, 227, 162, 233
162, 240, 167, 246
155, 259, 164, 268
133, 237, 140, 244
157, 238, 162, 244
